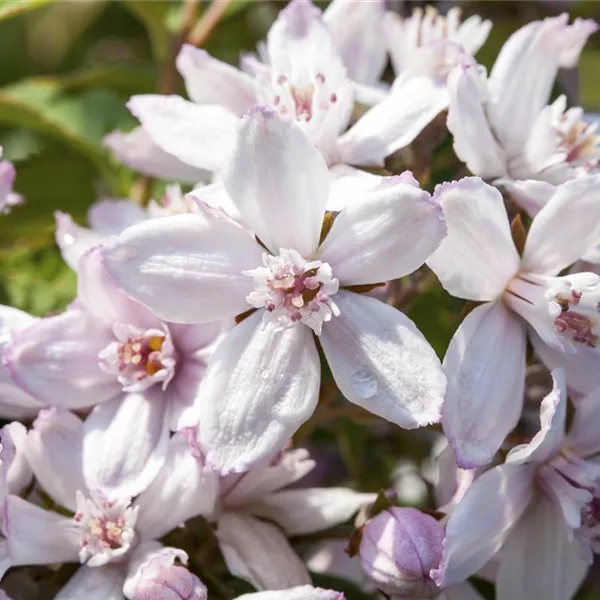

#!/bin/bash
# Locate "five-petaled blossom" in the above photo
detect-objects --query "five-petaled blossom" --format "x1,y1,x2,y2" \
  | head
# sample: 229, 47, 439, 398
101, 106, 447, 473
447, 13, 599, 183
427, 175, 600, 467
434, 369, 600, 600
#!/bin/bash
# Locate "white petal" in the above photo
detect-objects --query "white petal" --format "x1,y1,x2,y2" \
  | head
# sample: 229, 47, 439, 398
187, 181, 245, 225
4, 309, 119, 408
325, 164, 384, 212
496, 495, 589, 600
55, 212, 104, 270
102, 213, 263, 323
441, 582, 486, 600
487, 16, 575, 156
7, 496, 80, 566
222, 448, 315, 506
323, 0, 387, 85
55, 565, 126, 600
2, 422, 32, 496
251, 488, 375, 536
318, 177, 446, 284
531, 329, 600, 397
567, 384, 600, 457
87, 199, 148, 237
222, 106, 330, 257
522, 174, 600, 276
432, 463, 534, 587
83, 390, 169, 500
559, 18, 598, 67
216, 512, 311, 590
442, 301, 527, 468
500, 178, 556, 217
454, 14, 492, 56
200, 311, 320, 474
128, 95, 238, 172
176, 45, 256, 114
427, 177, 519, 301
320, 291, 446, 428
25, 408, 85, 512
104, 127, 208, 184
237, 587, 344, 600
506, 369, 566, 465
135, 430, 219, 540
446, 64, 506, 180
337, 77, 449, 166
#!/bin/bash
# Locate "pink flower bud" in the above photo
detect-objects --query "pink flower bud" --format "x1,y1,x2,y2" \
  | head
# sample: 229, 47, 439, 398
132, 562, 207, 600
359, 507, 443, 599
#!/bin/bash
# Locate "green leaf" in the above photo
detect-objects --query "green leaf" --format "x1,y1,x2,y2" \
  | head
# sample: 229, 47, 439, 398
0, 79, 133, 192
124, 0, 173, 62
0, 0, 51, 22
60, 63, 157, 96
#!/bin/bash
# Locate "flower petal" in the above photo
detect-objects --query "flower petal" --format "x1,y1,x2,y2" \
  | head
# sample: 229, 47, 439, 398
54, 565, 126, 600
216, 512, 311, 590
2, 422, 32, 496
104, 127, 208, 184
176, 45, 256, 114
522, 174, 600, 276
5, 309, 118, 408
87, 199, 148, 236
496, 495, 589, 600
83, 389, 169, 500
442, 301, 527, 468
251, 488, 375, 536
323, 0, 386, 85
199, 310, 320, 474
55, 211, 104, 270
7, 496, 79, 567
566, 384, 600, 457
127, 95, 238, 172
222, 106, 330, 258
432, 463, 534, 587
102, 213, 263, 323
440, 582, 486, 600
337, 77, 449, 166
427, 177, 519, 301
318, 177, 446, 285
320, 291, 446, 429
237, 587, 344, 600
25, 408, 85, 512
135, 430, 219, 540
500, 178, 555, 217
506, 369, 566, 465
446, 63, 506, 180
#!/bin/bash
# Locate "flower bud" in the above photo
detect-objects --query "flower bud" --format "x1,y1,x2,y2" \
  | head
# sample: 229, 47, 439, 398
131, 556, 207, 600
359, 507, 443, 599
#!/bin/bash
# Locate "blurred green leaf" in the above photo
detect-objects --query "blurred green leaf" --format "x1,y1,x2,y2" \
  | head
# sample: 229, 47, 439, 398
124, 0, 173, 62
60, 63, 157, 95
0, 0, 51, 22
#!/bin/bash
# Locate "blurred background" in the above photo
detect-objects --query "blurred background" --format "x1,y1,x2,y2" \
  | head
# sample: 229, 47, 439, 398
0, 2, 599, 598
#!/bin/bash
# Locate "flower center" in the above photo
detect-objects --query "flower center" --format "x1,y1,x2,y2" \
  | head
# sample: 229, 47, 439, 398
554, 104, 600, 172
99, 323, 176, 392
272, 72, 338, 123
74, 491, 138, 567
504, 272, 600, 352
244, 248, 340, 335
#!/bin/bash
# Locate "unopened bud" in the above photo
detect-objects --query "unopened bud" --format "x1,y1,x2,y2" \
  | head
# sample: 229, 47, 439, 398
359, 507, 443, 599
132, 560, 207, 600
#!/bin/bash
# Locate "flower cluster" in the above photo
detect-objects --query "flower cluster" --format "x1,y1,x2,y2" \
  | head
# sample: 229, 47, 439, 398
1, 1, 600, 599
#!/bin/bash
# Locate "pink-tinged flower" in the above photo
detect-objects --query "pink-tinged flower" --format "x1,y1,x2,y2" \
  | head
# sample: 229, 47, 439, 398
207, 446, 375, 590
0, 306, 43, 420
446, 14, 598, 183
0, 148, 23, 216
125, 0, 454, 181
359, 507, 484, 600
6, 247, 227, 498
237, 588, 345, 600
426, 175, 600, 467
101, 107, 447, 473
104, 127, 209, 184
55, 185, 196, 270
4, 410, 216, 599
433, 369, 600, 600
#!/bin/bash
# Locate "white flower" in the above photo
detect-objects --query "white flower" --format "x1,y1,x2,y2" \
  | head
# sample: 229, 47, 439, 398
102, 107, 447, 473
